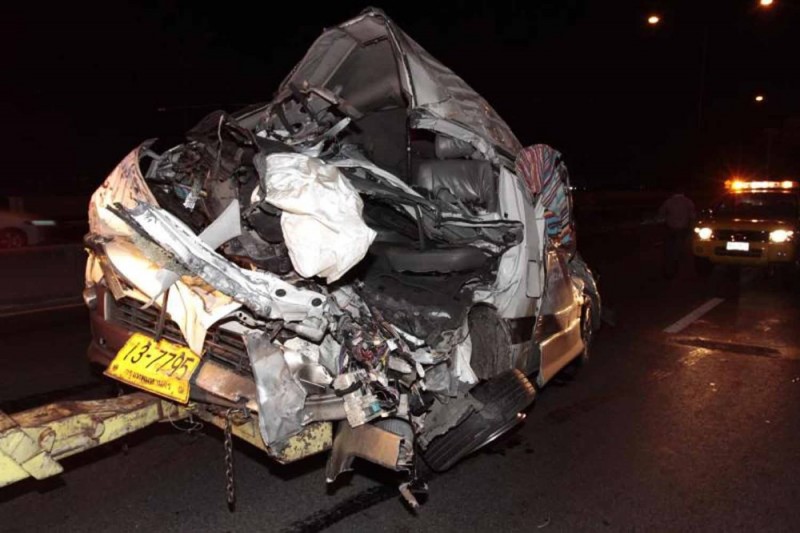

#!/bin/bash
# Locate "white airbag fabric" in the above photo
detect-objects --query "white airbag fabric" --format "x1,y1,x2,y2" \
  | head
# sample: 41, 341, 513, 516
258, 153, 376, 283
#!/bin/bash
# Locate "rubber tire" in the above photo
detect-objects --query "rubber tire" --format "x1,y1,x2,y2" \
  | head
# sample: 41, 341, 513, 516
420, 370, 535, 472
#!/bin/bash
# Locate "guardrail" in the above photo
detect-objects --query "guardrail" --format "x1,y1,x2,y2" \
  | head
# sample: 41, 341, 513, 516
0, 244, 85, 313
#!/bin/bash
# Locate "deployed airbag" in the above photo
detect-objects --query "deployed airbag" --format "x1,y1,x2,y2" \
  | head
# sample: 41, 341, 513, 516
255, 153, 377, 283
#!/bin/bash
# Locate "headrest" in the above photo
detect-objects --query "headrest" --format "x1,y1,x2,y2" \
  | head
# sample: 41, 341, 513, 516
414, 160, 497, 212
435, 135, 475, 159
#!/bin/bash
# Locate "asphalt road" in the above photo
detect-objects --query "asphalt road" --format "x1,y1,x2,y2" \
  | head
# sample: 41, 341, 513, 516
2, 232, 800, 532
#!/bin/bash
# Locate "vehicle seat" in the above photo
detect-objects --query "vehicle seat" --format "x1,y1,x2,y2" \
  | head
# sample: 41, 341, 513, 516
370, 134, 494, 274
371, 242, 488, 273
413, 159, 497, 213
410, 135, 497, 212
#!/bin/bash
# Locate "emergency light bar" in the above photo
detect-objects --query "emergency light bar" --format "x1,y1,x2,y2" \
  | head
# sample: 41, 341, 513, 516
725, 179, 797, 191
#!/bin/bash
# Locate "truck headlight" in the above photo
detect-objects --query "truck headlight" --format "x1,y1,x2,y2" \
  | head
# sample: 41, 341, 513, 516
769, 229, 793, 243
695, 227, 713, 240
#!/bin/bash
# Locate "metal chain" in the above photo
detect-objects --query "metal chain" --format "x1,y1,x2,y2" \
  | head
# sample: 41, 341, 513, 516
224, 409, 237, 509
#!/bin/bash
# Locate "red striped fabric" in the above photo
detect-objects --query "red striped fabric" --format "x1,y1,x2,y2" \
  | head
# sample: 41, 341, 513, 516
515, 144, 575, 246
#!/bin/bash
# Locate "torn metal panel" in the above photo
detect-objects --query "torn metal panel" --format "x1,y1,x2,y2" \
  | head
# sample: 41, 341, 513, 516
282, 337, 334, 393
193, 360, 258, 411
245, 332, 308, 445
474, 166, 544, 318
279, 9, 521, 159
88, 148, 248, 353
410, 348, 444, 366
304, 394, 347, 423
423, 362, 458, 397
396, 30, 521, 157
411, 114, 503, 166
282, 317, 327, 343
325, 422, 406, 483
117, 202, 326, 323
388, 355, 413, 374
84, 243, 126, 300
89, 143, 160, 239
96, 253, 127, 300
103, 239, 241, 354
452, 326, 478, 385
318, 334, 343, 376
148, 198, 243, 304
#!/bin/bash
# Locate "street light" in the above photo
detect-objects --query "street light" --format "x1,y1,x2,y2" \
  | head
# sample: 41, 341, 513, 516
755, 94, 765, 102
647, 15, 660, 25
759, 0, 774, 7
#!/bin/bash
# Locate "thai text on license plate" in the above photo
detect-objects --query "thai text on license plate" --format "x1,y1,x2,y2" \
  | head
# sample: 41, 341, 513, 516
105, 333, 201, 403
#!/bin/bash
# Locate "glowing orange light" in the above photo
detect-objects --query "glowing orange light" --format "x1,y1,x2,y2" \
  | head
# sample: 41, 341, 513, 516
755, 95, 765, 102
647, 15, 660, 25
726, 179, 797, 191
760, 0, 774, 7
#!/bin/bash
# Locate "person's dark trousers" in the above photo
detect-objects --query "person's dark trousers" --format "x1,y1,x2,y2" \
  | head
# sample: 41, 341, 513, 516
663, 227, 691, 279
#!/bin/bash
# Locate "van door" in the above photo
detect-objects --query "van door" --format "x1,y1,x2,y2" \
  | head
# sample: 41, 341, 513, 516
536, 245, 583, 385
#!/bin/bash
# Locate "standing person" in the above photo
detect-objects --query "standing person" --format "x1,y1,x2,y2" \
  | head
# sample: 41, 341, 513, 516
658, 186, 696, 279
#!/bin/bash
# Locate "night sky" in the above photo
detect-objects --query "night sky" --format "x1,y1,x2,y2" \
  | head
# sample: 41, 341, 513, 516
4, 0, 799, 196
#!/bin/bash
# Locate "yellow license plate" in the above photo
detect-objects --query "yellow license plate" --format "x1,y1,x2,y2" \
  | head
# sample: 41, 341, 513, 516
105, 333, 201, 403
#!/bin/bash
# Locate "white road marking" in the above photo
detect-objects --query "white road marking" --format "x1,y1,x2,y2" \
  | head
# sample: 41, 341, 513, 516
663, 297, 725, 334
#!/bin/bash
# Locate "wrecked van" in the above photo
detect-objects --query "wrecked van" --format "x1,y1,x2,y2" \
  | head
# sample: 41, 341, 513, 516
82, 8, 601, 504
